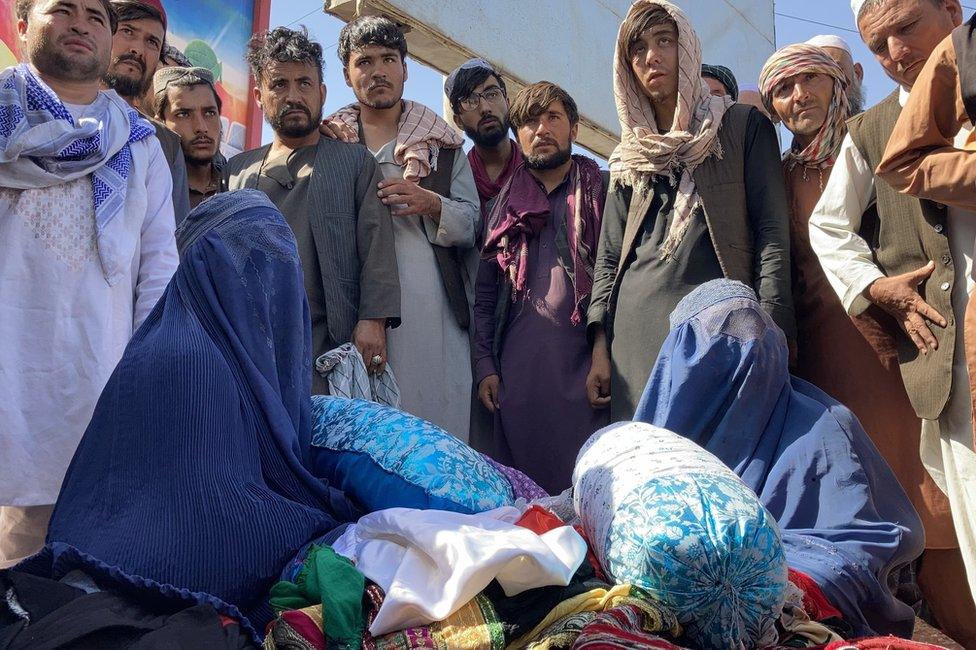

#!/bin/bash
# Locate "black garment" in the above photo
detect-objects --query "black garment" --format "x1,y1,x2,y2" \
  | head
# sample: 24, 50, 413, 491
606, 177, 723, 422
0, 571, 255, 649
483, 560, 606, 643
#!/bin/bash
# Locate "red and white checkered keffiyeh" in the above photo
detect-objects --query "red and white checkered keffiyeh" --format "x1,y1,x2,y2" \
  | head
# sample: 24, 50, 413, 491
330, 100, 463, 182
608, 0, 731, 260
759, 43, 849, 171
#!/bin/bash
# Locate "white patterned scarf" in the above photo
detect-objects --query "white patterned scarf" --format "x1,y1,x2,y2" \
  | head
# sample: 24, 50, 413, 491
0, 64, 154, 284
608, 0, 731, 259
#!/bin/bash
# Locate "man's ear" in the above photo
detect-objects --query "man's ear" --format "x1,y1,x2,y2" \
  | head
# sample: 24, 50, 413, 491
452, 112, 463, 131
343, 66, 351, 88
16, 17, 28, 44
570, 121, 580, 143
854, 62, 864, 83
252, 85, 263, 110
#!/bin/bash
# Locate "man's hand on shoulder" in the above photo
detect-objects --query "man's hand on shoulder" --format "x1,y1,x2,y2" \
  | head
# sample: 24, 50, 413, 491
319, 119, 357, 143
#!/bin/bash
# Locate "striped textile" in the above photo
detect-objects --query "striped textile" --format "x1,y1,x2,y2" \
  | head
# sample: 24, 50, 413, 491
331, 100, 463, 182
608, 0, 731, 259
759, 43, 849, 170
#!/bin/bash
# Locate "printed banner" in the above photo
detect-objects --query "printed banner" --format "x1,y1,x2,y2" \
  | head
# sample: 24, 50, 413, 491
0, 0, 271, 154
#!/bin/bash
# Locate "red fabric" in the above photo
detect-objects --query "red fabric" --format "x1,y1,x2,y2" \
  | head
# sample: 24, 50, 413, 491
573, 604, 688, 649
574, 524, 607, 581
468, 140, 522, 210
823, 637, 947, 649
279, 609, 326, 650
514, 505, 564, 534
789, 568, 843, 621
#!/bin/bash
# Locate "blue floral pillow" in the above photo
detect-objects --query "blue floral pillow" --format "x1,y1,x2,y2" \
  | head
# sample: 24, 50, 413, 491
574, 422, 787, 650
309, 396, 514, 514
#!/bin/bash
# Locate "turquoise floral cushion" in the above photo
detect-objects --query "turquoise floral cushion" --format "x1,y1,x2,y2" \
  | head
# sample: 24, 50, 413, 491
309, 396, 514, 514
574, 422, 787, 649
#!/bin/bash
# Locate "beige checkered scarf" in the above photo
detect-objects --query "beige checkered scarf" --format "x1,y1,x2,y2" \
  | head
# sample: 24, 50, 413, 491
609, 0, 731, 259
331, 100, 463, 182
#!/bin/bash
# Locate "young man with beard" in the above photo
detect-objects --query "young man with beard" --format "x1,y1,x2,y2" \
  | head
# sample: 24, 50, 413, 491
806, 35, 867, 114
153, 66, 223, 208
103, 0, 189, 223
585, 0, 794, 423
225, 27, 400, 396
0, 0, 177, 565
809, 1, 976, 638
472, 82, 609, 494
329, 16, 481, 439
445, 58, 521, 220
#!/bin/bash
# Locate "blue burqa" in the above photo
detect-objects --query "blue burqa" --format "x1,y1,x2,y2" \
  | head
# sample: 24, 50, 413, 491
634, 279, 924, 638
25, 190, 356, 638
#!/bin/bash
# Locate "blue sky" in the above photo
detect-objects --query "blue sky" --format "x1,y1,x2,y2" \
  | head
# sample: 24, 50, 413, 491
263, 0, 976, 148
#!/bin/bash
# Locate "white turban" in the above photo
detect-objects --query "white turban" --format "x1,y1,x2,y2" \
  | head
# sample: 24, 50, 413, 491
851, 0, 867, 20
806, 34, 853, 54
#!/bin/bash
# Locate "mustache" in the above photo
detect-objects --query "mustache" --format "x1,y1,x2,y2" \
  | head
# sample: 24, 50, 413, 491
368, 80, 391, 92
190, 135, 215, 146
112, 53, 145, 73
277, 103, 312, 119
531, 137, 559, 148
62, 35, 96, 51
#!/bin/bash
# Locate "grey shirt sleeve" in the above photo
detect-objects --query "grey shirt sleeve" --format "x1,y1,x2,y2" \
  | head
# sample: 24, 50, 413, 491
355, 152, 402, 328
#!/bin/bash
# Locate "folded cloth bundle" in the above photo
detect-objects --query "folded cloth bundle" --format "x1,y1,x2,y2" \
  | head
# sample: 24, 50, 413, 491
331, 506, 586, 636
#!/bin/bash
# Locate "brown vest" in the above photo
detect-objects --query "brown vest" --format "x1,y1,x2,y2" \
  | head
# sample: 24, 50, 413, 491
953, 14, 976, 124
418, 147, 470, 330
847, 91, 955, 420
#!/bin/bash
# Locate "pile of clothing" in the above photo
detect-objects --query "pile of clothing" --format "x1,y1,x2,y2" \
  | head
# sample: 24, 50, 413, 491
0, 197, 945, 649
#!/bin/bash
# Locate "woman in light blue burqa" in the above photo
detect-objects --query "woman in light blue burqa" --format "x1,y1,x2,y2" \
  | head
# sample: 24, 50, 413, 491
634, 279, 924, 637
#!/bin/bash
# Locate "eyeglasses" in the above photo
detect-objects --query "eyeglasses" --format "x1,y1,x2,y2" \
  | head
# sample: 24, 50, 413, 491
459, 86, 505, 112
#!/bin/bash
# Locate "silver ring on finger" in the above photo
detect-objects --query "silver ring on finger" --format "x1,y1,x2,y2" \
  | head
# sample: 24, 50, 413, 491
371, 354, 383, 366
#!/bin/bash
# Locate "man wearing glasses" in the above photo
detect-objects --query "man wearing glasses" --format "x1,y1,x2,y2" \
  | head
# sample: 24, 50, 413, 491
445, 59, 522, 221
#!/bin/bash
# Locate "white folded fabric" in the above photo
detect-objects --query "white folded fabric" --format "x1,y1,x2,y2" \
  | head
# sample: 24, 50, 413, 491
331, 506, 586, 635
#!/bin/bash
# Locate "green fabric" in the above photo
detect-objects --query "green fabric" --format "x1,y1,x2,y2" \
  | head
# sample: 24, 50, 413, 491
270, 544, 366, 648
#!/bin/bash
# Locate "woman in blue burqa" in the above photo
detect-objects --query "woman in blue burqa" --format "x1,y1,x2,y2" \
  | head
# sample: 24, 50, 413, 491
18, 190, 357, 637
634, 279, 925, 638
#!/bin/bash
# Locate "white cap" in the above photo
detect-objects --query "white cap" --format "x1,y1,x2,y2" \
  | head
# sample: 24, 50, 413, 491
851, 0, 867, 21
806, 34, 853, 55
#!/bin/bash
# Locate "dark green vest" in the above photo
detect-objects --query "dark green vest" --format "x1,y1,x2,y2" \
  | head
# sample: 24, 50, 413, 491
847, 91, 955, 420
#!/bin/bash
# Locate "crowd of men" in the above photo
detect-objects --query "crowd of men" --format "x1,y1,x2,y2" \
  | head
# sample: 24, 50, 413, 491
2, 0, 976, 645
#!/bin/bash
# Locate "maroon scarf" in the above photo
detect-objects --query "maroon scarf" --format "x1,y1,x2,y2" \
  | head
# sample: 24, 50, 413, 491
468, 140, 523, 211
483, 155, 605, 324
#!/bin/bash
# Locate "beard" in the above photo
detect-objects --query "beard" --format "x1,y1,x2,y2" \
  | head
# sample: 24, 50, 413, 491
464, 117, 508, 148
30, 36, 104, 82
358, 81, 401, 110
847, 81, 865, 115
268, 102, 321, 138
183, 145, 217, 167
359, 95, 400, 110
103, 55, 150, 99
524, 141, 572, 170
